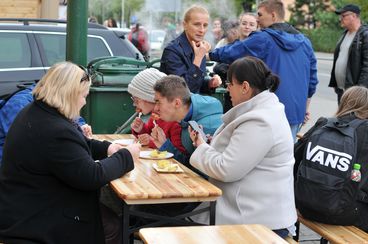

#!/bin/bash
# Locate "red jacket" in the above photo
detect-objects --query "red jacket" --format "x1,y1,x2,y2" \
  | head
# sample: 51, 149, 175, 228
132, 116, 186, 153
128, 27, 149, 55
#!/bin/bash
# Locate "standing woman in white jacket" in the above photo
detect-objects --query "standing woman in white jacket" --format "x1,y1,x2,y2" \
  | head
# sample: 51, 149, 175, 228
189, 56, 297, 239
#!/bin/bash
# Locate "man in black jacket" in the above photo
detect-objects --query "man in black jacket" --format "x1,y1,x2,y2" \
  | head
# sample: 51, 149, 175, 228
329, 4, 368, 103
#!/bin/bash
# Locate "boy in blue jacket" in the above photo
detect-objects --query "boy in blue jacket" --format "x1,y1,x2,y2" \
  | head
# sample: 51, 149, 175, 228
151, 75, 223, 168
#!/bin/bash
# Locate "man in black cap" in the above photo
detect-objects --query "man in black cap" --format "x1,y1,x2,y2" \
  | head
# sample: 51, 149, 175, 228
329, 4, 368, 103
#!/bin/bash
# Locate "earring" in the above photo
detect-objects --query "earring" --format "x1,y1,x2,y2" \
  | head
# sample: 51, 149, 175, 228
242, 91, 245, 95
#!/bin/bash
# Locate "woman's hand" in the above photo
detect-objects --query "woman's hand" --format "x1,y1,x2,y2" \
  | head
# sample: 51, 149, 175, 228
188, 126, 206, 147
192, 40, 211, 67
137, 133, 151, 146
125, 143, 141, 160
208, 74, 222, 88
131, 117, 144, 133
80, 124, 93, 139
151, 126, 167, 148
107, 143, 124, 156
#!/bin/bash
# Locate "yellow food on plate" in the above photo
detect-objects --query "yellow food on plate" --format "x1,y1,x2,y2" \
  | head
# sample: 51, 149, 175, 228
156, 160, 178, 172
157, 160, 170, 169
149, 150, 168, 158
167, 164, 178, 172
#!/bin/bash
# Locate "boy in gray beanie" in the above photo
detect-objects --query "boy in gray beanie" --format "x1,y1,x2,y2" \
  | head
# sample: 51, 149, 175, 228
128, 68, 186, 153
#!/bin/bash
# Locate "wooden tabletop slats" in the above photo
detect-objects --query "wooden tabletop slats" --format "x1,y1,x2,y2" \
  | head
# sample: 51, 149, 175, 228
139, 224, 288, 244
93, 134, 222, 204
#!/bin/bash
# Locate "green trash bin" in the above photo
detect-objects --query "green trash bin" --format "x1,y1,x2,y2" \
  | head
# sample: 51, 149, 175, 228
81, 56, 160, 134
213, 87, 228, 107
82, 86, 135, 134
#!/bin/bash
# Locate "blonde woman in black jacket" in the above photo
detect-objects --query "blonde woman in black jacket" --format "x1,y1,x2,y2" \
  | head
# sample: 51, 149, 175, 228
0, 62, 140, 244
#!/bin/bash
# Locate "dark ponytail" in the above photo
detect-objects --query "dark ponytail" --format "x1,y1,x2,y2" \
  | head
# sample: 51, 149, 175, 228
227, 56, 279, 94
264, 71, 280, 92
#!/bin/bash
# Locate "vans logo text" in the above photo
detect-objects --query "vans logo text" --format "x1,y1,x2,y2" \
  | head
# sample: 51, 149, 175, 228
306, 142, 351, 171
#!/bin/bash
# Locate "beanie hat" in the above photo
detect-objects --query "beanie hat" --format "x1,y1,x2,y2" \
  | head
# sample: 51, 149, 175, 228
128, 68, 166, 102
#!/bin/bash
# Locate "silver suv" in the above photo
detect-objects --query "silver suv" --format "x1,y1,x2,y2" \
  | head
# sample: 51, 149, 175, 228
0, 18, 144, 98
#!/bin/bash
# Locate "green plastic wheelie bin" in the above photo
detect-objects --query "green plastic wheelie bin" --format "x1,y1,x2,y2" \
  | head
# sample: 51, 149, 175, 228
81, 56, 160, 134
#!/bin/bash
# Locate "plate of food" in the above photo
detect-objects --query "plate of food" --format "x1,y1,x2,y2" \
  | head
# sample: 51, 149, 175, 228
112, 139, 135, 146
139, 150, 174, 159
152, 160, 184, 173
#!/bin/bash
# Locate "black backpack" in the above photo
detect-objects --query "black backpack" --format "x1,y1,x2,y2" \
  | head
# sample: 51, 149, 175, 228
294, 117, 368, 226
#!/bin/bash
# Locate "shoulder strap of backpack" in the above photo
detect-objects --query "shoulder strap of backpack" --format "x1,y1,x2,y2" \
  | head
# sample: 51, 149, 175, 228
294, 117, 328, 177
353, 119, 368, 203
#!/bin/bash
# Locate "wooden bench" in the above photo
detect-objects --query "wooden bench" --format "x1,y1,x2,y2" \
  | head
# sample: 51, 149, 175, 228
296, 133, 304, 139
285, 236, 298, 244
297, 214, 368, 244
139, 224, 289, 243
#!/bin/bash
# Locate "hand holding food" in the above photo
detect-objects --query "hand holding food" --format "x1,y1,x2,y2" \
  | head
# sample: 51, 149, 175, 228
151, 126, 166, 148
131, 117, 144, 133
151, 112, 160, 127
137, 133, 151, 146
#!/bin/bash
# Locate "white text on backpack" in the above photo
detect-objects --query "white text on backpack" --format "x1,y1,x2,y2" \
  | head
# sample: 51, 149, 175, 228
306, 142, 351, 171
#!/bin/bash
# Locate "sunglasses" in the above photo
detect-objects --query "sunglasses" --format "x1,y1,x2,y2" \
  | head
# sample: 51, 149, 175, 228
78, 64, 95, 83
339, 12, 354, 20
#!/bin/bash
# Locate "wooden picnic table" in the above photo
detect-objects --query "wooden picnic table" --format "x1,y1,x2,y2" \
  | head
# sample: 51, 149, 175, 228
93, 134, 223, 244
139, 224, 288, 244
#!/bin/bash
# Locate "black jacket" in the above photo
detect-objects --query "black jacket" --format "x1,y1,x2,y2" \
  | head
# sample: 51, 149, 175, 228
0, 100, 134, 244
329, 24, 368, 89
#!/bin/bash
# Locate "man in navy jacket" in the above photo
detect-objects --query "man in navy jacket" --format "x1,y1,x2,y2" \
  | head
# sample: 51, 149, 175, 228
208, 0, 318, 140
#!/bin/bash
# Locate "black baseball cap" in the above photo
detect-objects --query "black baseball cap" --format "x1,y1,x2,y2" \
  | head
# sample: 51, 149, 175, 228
335, 4, 361, 15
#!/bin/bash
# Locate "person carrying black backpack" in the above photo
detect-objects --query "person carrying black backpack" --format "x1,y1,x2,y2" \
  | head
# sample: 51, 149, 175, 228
294, 86, 368, 232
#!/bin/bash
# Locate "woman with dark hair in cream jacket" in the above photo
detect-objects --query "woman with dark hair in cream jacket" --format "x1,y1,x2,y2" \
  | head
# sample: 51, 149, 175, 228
189, 56, 297, 239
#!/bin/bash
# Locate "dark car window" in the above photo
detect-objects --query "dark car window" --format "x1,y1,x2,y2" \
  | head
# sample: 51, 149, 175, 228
87, 36, 112, 60
0, 32, 31, 68
37, 33, 66, 65
37, 33, 112, 66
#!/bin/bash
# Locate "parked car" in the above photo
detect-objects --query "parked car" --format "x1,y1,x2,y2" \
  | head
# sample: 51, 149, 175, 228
149, 29, 166, 51
0, 18, 144, 98
148, 29, 166, 59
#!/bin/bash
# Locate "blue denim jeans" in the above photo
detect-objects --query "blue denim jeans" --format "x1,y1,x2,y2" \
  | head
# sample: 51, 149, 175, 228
290, 124, 302, 142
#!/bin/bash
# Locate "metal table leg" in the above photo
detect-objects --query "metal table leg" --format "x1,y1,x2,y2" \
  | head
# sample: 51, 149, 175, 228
209, 201, 216, 225
122, 202, 130, 244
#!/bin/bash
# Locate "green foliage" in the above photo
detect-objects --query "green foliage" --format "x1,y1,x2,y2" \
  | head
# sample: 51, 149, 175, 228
89, 0, 145, 27
302, 28, 342, 52
289, 0, 330, 29
298, 0, 368, 52
314, 10, 340, 30
124, 0, 145, 26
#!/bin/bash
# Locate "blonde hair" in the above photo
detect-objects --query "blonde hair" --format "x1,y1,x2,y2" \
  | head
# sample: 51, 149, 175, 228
33, 62, 90, 120
239, 12, 257, 22
183, 5, 209, 23
336, 86, 368, 119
